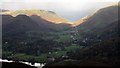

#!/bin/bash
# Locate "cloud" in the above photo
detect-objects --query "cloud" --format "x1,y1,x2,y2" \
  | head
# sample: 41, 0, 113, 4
1, 0, 119, 2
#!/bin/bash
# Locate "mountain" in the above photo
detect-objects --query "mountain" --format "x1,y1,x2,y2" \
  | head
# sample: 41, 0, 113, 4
1, 5, 119, 66
67, 5, 119, 45
1, 9, 73, 58
71, 5, 119, 40
2, 14, 72, 60
2, 14, 71, 32
0, 9, 72, 25
77, 5, 119, 33
72, 16, 90, 27
43, 5, 120, 66
2, 15, 40, 33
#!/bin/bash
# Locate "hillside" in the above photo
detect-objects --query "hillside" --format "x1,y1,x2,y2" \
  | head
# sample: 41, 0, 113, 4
2, 13, 74, 63
77, 5, 119, 32
0, 9, 72, 24
70, 5, 119, 41
43, 5, 120, 67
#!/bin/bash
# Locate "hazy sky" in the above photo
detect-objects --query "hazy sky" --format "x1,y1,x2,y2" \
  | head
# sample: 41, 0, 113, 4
0, 0, 119, 21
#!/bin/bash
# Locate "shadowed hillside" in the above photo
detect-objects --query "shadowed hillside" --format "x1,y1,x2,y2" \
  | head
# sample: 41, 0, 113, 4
43, 5, 120, 67
1, 62, 37, 68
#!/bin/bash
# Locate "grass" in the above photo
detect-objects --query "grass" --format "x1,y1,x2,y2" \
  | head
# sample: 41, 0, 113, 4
52, 51, 67, 58
3, 44, 81, 62
65, 44, 80, 51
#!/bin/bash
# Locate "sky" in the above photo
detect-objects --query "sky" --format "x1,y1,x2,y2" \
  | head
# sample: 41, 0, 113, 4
0, 0, 119, 21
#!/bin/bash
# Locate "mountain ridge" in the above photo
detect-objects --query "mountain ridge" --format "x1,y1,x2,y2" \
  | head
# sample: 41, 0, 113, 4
0, 4, 119, 27
0, 9, 73, 25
